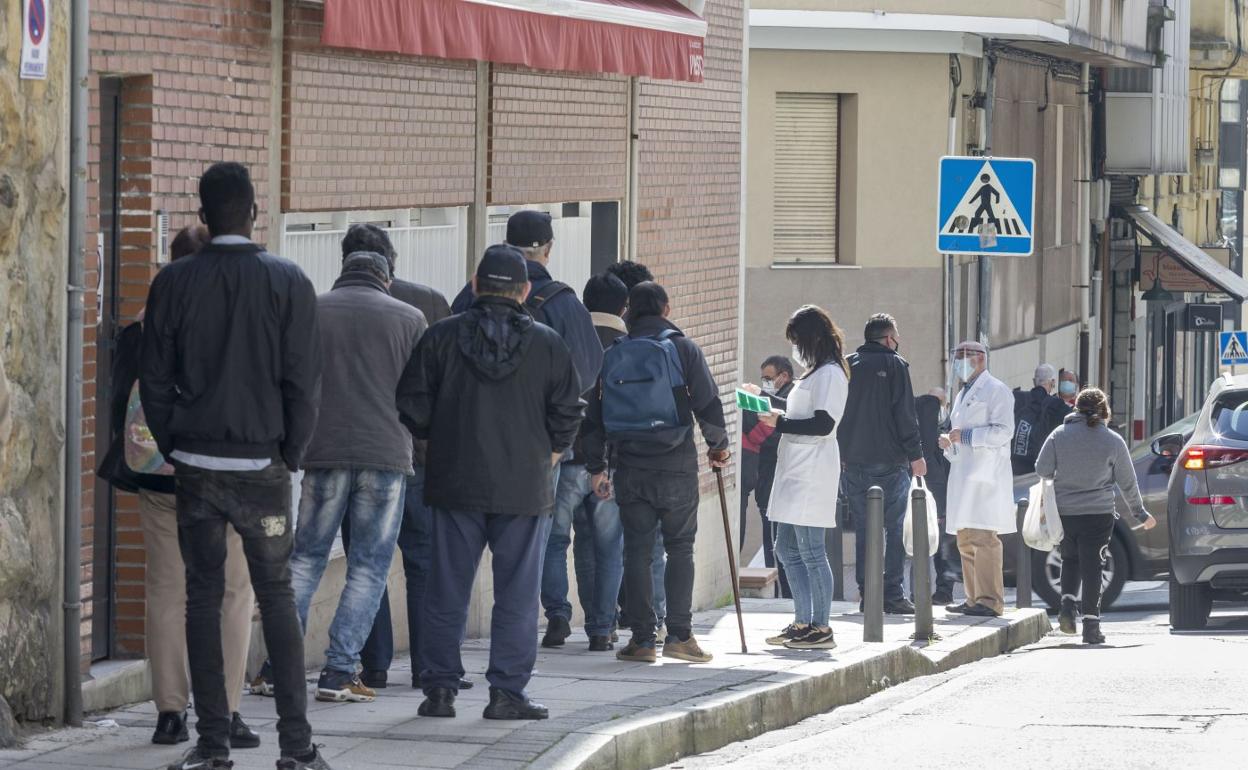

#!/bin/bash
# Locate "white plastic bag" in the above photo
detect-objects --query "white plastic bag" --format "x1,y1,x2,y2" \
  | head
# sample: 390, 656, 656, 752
903, 476, 940, 557
1022, 478, 1064, 551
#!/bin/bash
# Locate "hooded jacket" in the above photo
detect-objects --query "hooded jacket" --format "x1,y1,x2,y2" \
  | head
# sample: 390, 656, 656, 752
398, 295, 585, 516
302, 261, 427, 474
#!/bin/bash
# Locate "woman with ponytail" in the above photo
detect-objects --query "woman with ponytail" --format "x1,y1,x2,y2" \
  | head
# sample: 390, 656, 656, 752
1035, 387, 1156, 644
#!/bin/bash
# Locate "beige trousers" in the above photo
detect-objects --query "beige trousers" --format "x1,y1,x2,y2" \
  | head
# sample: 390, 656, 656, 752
139, 489, 253, 713
956, 527, 1005, 615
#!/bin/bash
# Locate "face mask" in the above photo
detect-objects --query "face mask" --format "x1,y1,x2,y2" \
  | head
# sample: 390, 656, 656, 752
952, 359, 976, 381
761, 378, 777, 394
792, 346, 807, 368
1059, 382, 1077, 397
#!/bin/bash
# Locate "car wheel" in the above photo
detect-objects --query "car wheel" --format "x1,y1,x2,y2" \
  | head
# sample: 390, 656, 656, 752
1030, 535, 1128, 612
1169, 577, 1212, 630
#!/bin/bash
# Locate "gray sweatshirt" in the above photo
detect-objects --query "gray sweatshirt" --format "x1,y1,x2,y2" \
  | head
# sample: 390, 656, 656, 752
1034, 412, 1147, 521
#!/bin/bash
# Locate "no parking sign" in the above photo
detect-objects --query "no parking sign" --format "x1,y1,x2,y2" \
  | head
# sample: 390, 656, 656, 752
21, 0, 49, 80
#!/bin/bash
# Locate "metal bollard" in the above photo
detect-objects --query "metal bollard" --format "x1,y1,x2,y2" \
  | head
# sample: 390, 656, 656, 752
863, 486, 885, 642
831, 495, 846, 601
911, 487, 933, 641
1015, 498, 1032, 609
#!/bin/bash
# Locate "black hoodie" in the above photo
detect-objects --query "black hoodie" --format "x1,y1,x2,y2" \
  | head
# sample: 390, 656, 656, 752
398, 295, 585, 516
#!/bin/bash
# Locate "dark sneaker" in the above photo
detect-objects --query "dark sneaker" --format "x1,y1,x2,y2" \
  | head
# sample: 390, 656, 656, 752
153, 710, 189, 745
483, 688, 549, 720
588, 634, 613, 651
784, 626, 837, 650
1058, 597, 1078, 635
541, 617, 572, 648
250, 661, 274, 697
417, 687, 456, 718
315, 670, 375, 703
765, 623, 810, 646
884, 598, 916, 615
663, 635, 713, 663
167, 747, 233, 770
276, 745, 333, 770
932, 589, 955, 606
962, 603, 1000, 618
1082, 618, 1105, 645
616, 638, 657, 663
229, 712, 260, 749
945, 603, 971, 614
360, 669, 388, 688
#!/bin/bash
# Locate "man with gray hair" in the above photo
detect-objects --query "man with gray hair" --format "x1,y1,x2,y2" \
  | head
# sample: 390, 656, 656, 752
1011, 362, 1071, 475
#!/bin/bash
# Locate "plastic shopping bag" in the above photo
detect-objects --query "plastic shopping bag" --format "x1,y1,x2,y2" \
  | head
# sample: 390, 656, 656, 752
903, 476, 940, 557
1021, 479, 1064, 551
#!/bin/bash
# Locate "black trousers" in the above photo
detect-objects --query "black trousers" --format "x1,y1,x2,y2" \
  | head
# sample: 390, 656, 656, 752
1058, 513, 1115, 617
175, 463, 311, 758
617, 466, 699, 642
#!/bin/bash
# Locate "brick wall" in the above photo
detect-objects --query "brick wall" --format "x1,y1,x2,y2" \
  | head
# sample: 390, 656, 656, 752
283, 2, 477, 212
488, 67, 629, 205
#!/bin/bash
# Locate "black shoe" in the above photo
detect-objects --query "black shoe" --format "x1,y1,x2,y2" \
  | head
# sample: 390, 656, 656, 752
483, 687, 549, 720
167, 747, 233, 770
962, 603, 1000, 618
588, 635, 613, 651
541, 617, 572, 648
153, 710, 190, 745
1058, 597, 1078, 635
360, 669, 388, 688
884, 598, 916, 615
418, 687, 457, 718
276, 745, 333, 769
459, 677, 474, 690
945, 603, 971, 614
229, 712, 260, 749
932, 589, 954, 606
1082, 618, 1105, 645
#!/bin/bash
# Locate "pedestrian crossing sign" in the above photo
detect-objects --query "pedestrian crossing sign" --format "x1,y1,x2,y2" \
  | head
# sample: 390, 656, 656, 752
937, 156, 1036, 256
1220, 331, 1248, 365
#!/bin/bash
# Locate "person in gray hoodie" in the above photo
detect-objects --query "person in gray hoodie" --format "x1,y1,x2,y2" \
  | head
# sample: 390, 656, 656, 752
1035, 387, 1156, 644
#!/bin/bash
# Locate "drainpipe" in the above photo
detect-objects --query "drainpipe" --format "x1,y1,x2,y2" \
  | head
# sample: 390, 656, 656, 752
626, 77, 640, 262
63, 0, 89, 728
1078, 63, 1092, 385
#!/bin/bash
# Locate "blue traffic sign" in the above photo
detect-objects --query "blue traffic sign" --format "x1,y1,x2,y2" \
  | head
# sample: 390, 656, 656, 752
1220, 331, 1248, 366
937, 156, 1036, 256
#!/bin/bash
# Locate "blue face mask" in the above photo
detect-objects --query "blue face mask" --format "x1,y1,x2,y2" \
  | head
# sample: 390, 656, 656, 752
953, 359, 976, 382
1059, 381, 1077, 397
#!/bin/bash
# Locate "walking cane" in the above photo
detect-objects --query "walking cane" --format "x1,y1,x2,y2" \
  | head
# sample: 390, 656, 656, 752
714, 466, 749, 654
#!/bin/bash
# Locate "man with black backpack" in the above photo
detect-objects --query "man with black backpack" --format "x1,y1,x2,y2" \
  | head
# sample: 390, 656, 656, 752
584, 281, 730, 665
1011, 363, 1070, 475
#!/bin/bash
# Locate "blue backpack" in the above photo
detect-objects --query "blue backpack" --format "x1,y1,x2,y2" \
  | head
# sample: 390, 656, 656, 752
601, 329, 689, 441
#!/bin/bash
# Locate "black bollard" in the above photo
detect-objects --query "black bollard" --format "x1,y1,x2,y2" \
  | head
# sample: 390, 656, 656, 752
831, 495, 846, 601
864, 486, 884, 642
911, 486, 933, 640
1015, 498, 1032, 609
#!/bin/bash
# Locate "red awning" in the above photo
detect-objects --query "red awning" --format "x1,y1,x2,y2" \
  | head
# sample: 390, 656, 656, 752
322, 0, 707, 83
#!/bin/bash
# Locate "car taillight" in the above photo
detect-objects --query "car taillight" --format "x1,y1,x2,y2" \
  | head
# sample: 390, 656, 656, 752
1187, 496, 1236, 505
1182, 446, 1248, 470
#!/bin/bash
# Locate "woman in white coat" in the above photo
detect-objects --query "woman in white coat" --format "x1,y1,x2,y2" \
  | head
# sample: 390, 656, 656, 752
939, 340, 1016, 617
757, 306, 850, 650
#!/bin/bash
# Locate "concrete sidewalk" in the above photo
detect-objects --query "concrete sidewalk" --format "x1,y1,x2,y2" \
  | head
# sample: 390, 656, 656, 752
0, 600, 1049, 770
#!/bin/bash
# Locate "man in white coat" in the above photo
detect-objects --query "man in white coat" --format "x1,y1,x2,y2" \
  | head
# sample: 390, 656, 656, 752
939, 341, 1015, 617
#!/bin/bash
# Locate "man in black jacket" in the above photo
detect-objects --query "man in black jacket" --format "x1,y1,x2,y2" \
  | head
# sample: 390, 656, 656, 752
1011, 363, 1071, 475
584, 282, 731, 665
915, 388, 959, 605
399, 244, 584, 721
741, 355, 795, 598
837, 313, 926, 616
141, 162, 328, 770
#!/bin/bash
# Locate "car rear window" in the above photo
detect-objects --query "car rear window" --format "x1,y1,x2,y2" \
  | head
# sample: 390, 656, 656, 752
1212, 390, 1248, 440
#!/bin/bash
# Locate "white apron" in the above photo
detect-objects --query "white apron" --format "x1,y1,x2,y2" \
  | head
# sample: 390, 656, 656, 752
768, 364, 848, 529
944, 371, 1017, 534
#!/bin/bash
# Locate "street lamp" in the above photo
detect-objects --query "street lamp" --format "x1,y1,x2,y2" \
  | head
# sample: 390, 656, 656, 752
1142, 252, 1175, 302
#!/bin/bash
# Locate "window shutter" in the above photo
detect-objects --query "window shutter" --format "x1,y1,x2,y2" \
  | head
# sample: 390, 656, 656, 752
773, 93, 840, 263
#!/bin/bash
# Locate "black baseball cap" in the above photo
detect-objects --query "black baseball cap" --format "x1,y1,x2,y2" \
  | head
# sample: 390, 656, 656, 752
476, 244, 529, 285
506, 210, 554, 248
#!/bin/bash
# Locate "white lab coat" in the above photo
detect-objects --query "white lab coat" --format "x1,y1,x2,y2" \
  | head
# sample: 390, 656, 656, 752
944, 371, 1017, 534
768, 363, 849, 528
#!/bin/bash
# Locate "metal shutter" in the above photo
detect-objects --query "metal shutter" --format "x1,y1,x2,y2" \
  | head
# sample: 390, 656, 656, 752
773, 93, 839, 263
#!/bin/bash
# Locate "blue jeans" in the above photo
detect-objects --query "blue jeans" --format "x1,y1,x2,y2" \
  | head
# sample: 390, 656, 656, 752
565, 466, 625, 637
291, 468, 406, 674
774, 523, 834, 626
421, 509, 551, 696
843, 463, 910, 602
541, 463, 580, 622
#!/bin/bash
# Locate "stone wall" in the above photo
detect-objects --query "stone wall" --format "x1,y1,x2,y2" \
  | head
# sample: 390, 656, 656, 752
0, 0, 70, 722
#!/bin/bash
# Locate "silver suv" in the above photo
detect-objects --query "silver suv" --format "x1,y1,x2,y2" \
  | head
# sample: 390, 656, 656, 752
1160, 373, 1248, 629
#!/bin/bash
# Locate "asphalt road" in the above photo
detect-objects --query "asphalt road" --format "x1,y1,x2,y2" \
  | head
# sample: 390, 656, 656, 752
664, 586, 1248, 770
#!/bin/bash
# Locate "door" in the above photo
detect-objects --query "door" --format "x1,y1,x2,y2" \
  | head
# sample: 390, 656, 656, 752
92, 77, 123, 661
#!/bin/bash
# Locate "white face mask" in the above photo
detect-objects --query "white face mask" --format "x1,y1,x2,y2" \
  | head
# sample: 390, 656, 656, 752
761, 378, 777, 395
952, 358, 976, 382
792, 345, 808, 369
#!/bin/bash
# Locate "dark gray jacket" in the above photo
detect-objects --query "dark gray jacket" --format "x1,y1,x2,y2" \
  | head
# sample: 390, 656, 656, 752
837, 342, 923, 468
303, 261, 427, 473
1035, 412, 1147, 521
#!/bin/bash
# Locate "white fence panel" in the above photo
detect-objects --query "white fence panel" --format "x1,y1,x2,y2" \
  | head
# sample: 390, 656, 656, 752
484, 215, 592, 297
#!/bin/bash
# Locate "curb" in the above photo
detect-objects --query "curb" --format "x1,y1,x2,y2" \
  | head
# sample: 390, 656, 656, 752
541, 608, 1050, 770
